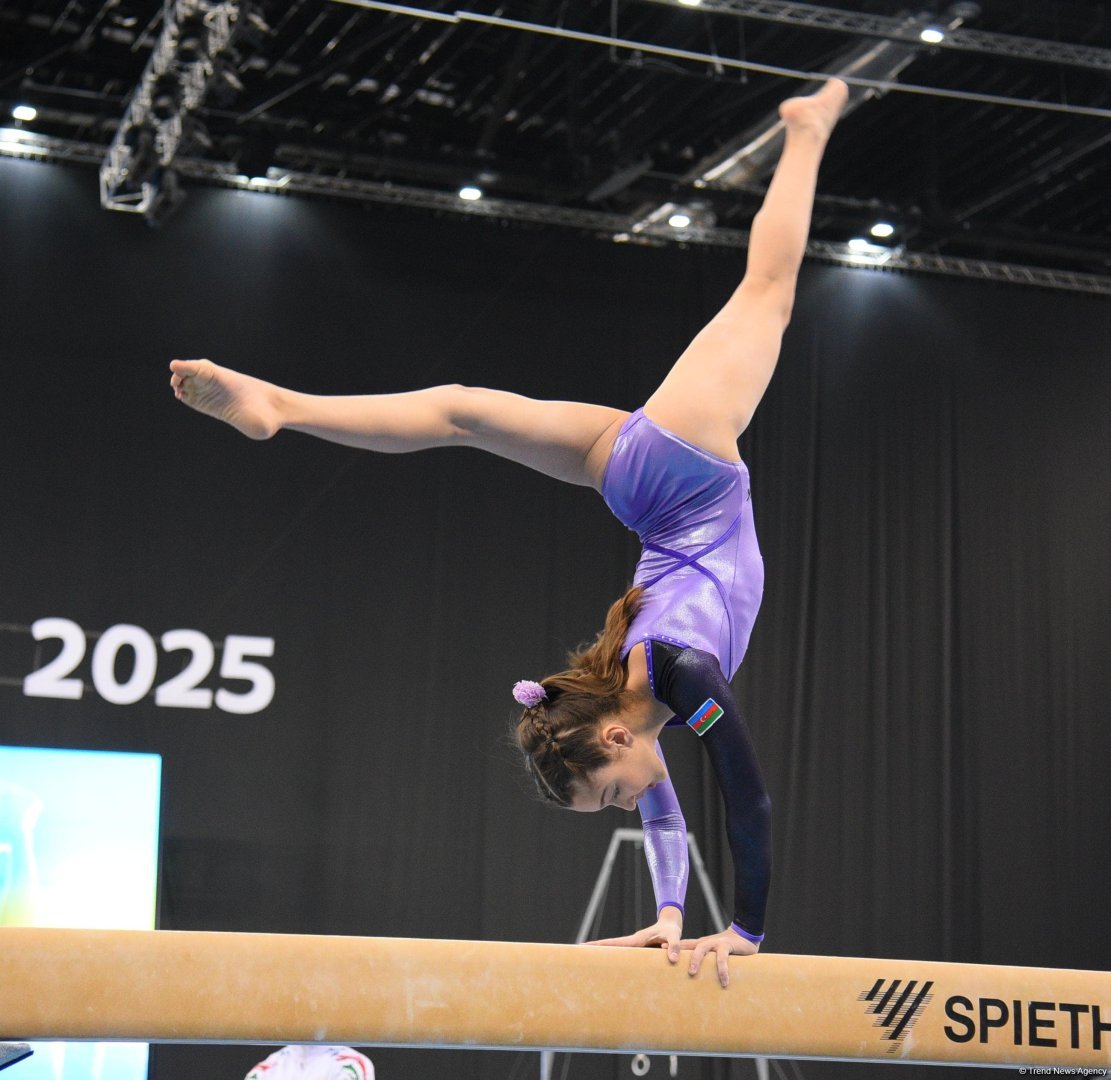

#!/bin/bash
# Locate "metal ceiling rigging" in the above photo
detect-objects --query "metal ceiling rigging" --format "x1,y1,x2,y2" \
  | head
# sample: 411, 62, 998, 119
1, 0, 1109, 292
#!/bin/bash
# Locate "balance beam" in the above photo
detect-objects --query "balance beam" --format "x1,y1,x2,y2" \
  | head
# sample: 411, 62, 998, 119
2, 928, 1109, 1070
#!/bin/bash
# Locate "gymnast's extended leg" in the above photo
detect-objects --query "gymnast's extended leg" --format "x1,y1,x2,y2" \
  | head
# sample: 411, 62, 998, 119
643, 78, 848, 459
168, 364, 627, 488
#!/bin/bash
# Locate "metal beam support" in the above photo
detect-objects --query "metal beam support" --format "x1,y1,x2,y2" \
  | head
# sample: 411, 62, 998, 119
3, 135, 1109, 295
645, 0, 1111, 72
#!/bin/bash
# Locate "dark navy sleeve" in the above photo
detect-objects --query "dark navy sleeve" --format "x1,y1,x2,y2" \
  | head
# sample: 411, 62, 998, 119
649, 641, 771, 939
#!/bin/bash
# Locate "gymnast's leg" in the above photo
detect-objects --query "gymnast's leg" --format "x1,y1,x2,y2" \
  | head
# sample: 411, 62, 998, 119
169, 361, 627, 487
643, 78, 848, 460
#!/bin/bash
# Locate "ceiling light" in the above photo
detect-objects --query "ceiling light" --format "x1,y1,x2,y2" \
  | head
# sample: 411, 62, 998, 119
459, 185, 483, 201
920, 27, 945, 44
240, 170, 290, 190
12, 105, 37, 122
668, 212, 692, 229
870, 222, 895, 239
845, 237, 897, 264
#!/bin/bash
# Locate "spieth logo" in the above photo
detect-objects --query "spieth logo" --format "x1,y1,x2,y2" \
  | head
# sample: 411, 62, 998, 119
859, 978, 936, 1052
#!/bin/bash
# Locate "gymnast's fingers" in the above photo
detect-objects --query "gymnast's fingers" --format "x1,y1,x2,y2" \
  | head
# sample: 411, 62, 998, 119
716, 943, 731, 988
688, 943, 708, 976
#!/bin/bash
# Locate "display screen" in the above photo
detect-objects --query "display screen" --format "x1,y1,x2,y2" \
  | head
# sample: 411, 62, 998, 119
0, 745, 162, 1080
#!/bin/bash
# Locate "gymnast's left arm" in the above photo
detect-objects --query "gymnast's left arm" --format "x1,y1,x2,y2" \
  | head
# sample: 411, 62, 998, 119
651, 643, 772, 987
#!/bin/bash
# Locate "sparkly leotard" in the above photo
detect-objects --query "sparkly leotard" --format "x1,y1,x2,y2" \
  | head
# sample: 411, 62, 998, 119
601, 408, 764, 679
602, 408, 772, 940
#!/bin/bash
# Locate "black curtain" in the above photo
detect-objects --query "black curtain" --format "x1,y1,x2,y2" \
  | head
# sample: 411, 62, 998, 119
1, 156, 1108, 1080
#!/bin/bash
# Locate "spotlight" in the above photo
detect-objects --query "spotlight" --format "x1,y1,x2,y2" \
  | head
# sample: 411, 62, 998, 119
668, 212, 692, 229
870, 222, 895, 239
920, 27, 945, 43
845, 237, 896, 263
677, 0, 703, 6
12, 105, 37, 122
458, 185, 483, 201
242, 170, 290, 190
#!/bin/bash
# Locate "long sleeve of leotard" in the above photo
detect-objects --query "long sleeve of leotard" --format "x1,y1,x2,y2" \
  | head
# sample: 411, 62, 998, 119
637, 742, 688, 917
649, 641, 771, 939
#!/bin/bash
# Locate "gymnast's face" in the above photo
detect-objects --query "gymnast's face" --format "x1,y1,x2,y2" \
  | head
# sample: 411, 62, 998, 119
568, 725, 668, 813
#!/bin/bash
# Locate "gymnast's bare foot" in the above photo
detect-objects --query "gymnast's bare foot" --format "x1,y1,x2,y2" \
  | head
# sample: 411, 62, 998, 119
779, 78, 849, 141
169, 359, 282, 440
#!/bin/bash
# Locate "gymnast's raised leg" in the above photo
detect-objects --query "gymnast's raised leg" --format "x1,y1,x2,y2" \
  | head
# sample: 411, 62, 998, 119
642, 77, 847, 457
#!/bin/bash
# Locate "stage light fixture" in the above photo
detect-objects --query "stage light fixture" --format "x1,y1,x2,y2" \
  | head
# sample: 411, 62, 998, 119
12, 105, 37, 122
459, 185, 483, 201
920, 27, 945, 43
870, 222, 895, 238
100, 0, 260, 225
845, 237, 898, 264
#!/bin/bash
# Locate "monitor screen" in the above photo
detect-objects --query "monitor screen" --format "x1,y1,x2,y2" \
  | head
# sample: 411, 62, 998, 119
0, 745, 162, 1080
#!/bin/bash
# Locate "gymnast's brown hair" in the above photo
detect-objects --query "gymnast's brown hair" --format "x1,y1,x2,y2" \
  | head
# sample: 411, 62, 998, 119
513, 585, 645, 807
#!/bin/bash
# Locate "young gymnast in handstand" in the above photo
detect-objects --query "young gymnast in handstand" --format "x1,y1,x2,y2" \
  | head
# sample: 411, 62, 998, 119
170, 78, 848, 988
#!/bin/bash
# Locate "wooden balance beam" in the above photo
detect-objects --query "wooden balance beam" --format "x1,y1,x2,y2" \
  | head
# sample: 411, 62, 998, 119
1, 928, 1108, 1070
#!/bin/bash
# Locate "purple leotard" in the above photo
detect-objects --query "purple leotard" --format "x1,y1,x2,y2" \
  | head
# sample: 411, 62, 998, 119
601, 408, 764, 678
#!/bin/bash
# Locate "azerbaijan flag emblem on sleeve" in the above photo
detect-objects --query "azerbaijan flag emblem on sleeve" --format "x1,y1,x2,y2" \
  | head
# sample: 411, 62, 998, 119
687, 698, 724, 736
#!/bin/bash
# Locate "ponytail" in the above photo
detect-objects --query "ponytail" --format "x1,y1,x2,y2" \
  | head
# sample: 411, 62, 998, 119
563, 584, 645, 695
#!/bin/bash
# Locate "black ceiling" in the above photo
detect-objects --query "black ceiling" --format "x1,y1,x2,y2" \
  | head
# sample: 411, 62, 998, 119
2, 0, 1110, 278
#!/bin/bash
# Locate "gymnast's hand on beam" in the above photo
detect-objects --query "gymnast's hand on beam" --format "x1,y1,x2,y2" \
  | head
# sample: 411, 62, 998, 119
679, 927, 759, 988
583, 906, 683, 964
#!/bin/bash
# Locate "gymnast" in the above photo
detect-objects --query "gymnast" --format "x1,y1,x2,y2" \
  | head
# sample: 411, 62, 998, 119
170, 78, 848, 989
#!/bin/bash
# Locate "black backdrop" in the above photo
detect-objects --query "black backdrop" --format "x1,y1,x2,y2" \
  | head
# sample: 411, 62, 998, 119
1, 154, 1109, 1080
